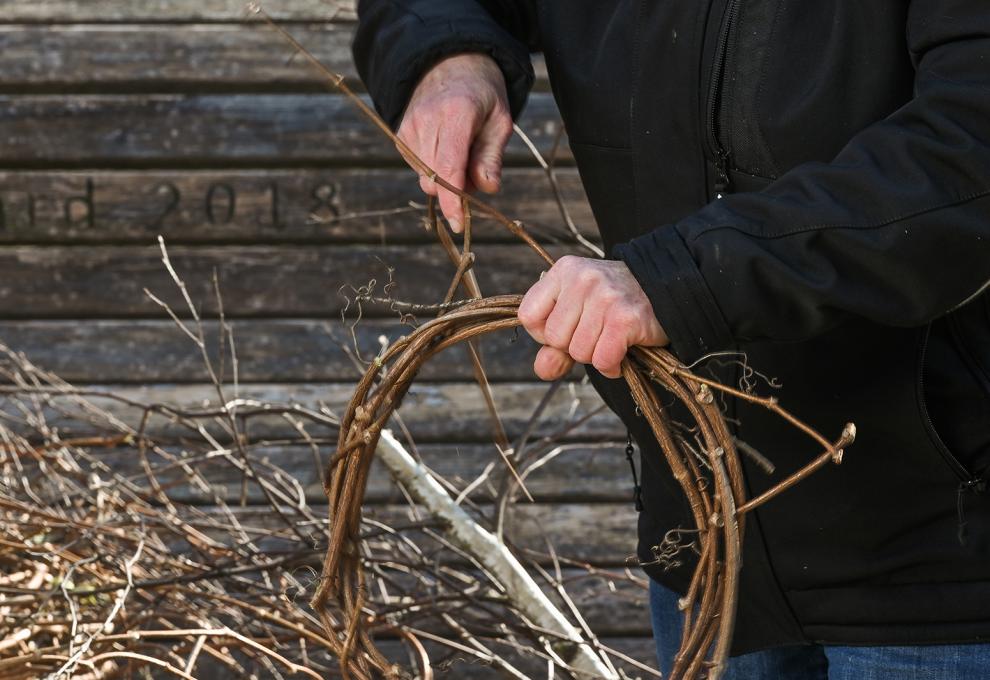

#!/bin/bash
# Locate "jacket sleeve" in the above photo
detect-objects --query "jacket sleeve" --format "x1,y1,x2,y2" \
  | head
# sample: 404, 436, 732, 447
614, 0, 990, 363
353, 0, 539, 129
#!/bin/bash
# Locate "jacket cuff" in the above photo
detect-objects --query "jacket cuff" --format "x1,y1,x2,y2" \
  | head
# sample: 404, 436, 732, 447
613, 225, 734, 364
364, 17, 535, 129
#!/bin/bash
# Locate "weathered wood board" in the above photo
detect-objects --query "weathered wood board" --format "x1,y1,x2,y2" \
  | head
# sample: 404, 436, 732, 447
0, 1, 359, 22
177, 502, 642, 568
0, 94, 568, 167
0, 244, 561, 318
6, 381, 621, 442
0, 169, 593, 243
50, 441, 634, 504
0, 319, 577, 382
0, 24, 550, 92
321, 568, 653, 636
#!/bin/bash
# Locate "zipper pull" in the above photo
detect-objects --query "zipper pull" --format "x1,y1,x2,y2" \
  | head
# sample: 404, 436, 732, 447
714, 150, 732, 199
625, 433, 644, 512
956, 477, 986, 546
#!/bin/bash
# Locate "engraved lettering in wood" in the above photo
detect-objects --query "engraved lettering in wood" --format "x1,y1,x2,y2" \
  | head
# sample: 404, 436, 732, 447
206, 183, 236, 225
149, 182, 180, 231
310, 182, 341, 223
65, 178, 96, 229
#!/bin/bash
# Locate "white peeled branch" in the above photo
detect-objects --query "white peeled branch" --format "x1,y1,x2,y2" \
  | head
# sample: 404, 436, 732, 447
375, 428, 619, 680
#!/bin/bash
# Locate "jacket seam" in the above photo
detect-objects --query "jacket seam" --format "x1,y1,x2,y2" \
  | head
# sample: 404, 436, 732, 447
402, 15, 535, 75
568, 139, 633, 152
753, 0, 785, 177
382, 0, 425, 23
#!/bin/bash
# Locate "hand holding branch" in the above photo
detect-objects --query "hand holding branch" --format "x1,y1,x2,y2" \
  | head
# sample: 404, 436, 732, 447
518, 256, 669, 380
397, 53, 513, 233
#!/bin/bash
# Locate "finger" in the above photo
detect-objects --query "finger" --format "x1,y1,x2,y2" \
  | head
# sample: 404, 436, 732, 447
642, 317, 670, 348
398, 118, 460, 210
518, 273, 560, 344
468, 110, 512, 194
533, 345, 575, 381
434, 109, 482, 233
395, 116, 437, 193
542, 288, 583, 351
437, 174, 467, 232
591, 321, 630, 379
394, 137, 438, 197
568, 306, 605, 364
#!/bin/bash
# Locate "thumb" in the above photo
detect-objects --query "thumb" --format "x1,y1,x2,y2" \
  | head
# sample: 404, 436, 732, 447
533, 345, 575, 381
469, 110, 512, 194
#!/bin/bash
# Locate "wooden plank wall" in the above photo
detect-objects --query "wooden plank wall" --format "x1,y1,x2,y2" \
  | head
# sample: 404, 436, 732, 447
0, 1, 657, 674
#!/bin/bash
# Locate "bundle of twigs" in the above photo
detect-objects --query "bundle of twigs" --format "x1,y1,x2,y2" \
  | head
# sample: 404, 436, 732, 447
313, 284, 855, 680
0, 276, 644, 679
245, 9, 857, 680
0, 343, 344, 680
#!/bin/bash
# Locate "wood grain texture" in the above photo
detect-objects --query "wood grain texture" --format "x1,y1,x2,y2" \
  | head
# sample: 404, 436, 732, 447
16, 381, 620, 442
0, 24, 550, 92
0, 94, 567, 167
0, 0, 358, 22
0, 244, 559, 318
343, 568, 653, 637
0, 169, 593, 243
0, 319, 574, 382
74, 441, 634, 504
183, 502, 641, 567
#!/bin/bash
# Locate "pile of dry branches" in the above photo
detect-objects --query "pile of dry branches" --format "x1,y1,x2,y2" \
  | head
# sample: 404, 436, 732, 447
0, 241, 655, 679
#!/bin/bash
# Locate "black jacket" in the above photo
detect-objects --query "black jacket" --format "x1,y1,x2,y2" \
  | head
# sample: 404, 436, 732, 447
354, 0, 990, 655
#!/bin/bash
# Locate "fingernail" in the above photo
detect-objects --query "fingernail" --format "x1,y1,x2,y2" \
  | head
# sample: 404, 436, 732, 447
449, 217, 462, 233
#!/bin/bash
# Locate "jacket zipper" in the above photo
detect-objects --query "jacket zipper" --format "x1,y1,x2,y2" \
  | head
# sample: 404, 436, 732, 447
625, 432, 645, 512
706, 0, 739, 199
918, 325, 987, 544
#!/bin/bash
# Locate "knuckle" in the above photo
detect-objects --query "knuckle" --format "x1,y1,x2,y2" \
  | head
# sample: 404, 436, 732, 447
517, 301, 539, 328
594, 332, 624, 363
568, 339, 593, 364
437, 96, 465, 115
592, 352, 620, 375
578, 266, 603, 288
609, 306, 639, 328
534, 353, 557, 381
396, 116, 415, 137
493, 113, 513, 136
598, 291, 621, 309
543, 324, 568, 349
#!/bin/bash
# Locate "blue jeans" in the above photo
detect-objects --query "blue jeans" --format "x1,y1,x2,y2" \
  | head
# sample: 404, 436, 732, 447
650, 579, 990, 679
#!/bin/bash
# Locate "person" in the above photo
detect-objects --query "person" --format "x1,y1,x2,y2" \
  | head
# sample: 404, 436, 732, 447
352, 2, 990, 677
